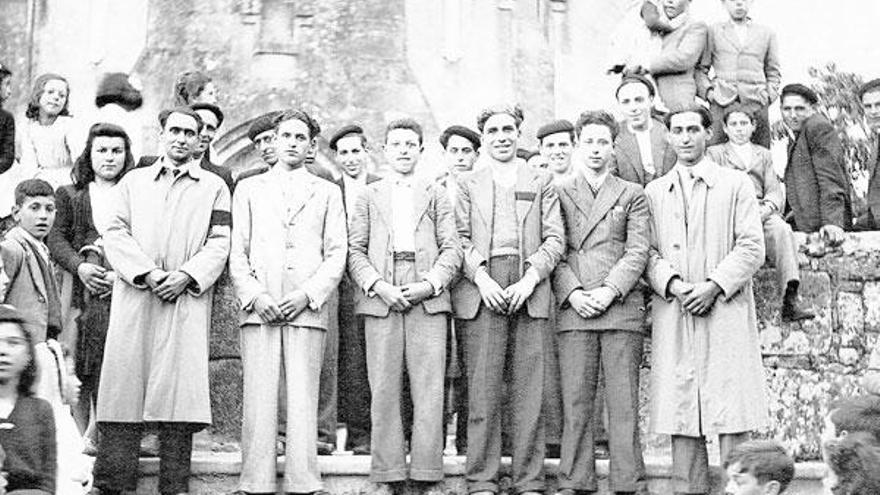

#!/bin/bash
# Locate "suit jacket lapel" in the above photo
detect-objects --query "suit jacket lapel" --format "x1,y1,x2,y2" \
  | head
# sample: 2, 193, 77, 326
373, 180, 394, 230
563, 174, 594, 248
722, 21, 741, 50
581, 175, 625, 240
412, 179, 432, 227
651, 125, 672, 176
9, 228, 48, 300
620, 131, 646, 184
287, 173, 317, 223
472, 167, 494, 230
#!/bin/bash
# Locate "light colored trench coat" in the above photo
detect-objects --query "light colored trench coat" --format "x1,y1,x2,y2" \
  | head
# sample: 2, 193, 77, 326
644, 159, 768, 437
97, 159, 231, 424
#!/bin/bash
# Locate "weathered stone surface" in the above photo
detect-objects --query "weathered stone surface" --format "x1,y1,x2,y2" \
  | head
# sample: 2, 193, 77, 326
864, 282, 880, 332
210, 271, 241, 360
837, 291, 865, 342
209, 358, 243, 441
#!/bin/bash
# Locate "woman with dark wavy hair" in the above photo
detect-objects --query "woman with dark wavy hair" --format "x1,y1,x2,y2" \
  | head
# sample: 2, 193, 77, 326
823, 431, 880, 495
47, 122, 133, 451
0, 304, 57, 495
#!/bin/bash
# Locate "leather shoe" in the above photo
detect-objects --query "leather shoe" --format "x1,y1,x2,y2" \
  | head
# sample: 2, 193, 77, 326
316, 440, 334, 455
781, 300, 815, 322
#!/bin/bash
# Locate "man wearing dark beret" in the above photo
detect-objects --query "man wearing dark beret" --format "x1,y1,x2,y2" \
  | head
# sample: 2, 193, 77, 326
856, 79, 880, 231
328, 123, 379, 456
780, 84, 853, 244
537, 119, 575, 184
436, 124, 480, 455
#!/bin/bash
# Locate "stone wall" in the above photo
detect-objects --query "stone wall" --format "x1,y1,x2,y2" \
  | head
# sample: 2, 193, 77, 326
208, 232, 880, 461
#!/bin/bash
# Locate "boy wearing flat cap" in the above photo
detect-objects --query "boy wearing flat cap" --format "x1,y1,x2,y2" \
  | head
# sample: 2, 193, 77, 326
348, 118, 460, 490
453, 103, 564, 495
856, 79, 880, 231
780, 84, 853, 245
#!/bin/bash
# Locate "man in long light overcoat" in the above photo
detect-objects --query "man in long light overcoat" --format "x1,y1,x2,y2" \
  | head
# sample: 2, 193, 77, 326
93, 107, 231, 495
644, 106, 767, 495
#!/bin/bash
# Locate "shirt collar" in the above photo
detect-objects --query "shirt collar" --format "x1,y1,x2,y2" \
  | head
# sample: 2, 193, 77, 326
674, 156, 715, 186
581, 168, 608, 189
153, 156, 201, 181
628, 118, 653, 135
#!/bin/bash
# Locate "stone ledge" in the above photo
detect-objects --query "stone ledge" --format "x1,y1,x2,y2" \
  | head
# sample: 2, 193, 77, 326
138, 452, 828, 481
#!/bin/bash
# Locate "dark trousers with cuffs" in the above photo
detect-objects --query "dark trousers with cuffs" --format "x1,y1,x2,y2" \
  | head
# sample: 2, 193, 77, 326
338, 276, 372, 449
557, 330, 645, 493
671, 432, 749, 494
460, 255, 546, 494
93, 421, 199, 494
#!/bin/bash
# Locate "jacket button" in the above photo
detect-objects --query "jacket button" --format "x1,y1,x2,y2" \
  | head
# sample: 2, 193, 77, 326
38, 295, 45, 303
673, 243, 680, 250
578, 249, 584, 254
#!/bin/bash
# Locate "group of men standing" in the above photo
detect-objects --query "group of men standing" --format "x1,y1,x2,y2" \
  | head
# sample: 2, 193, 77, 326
87, 1, 880, 493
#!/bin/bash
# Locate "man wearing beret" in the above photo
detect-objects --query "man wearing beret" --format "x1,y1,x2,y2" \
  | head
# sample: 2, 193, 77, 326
613, 75, 677, 186
437, 124, 481, 456
781, 83, 852, 245
538, 120, 576, 185
330, 123, 380, 455
454, 103, 564, 495
855, 79, 880, 231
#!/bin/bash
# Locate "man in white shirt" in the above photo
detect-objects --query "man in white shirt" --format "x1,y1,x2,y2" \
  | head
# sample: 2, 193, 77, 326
613, 75, 676, 187
348, 118, 460, 490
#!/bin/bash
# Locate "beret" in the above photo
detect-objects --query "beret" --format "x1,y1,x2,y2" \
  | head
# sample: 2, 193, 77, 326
329, 124, 365, 151
536, 119, 574, 141
439, 125, 480, 150
781, 83, 818, 105
858, 78, 880, 101
616, 74, 656, 99
247, 111, 280, 142
190, 102, 224, 127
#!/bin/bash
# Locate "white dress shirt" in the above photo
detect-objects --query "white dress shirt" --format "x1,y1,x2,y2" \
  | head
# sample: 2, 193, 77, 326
629, 119, 656, 176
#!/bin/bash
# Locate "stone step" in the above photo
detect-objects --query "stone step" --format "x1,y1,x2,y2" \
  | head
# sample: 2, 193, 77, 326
133, 453, 828, 494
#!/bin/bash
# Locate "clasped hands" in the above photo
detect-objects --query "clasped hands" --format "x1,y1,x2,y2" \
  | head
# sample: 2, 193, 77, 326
567, 286, 617, 319
669, 277, 723, 316
474, 269, 540, 315
252, 290, 310, 324
77, 262, 115, 298
372, 280, 434, 312
145, 268, 193, 303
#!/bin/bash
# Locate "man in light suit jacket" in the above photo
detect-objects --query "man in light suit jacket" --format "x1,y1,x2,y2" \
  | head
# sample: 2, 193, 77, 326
348, 118, 460, 489
631, 0, 707, 110
697, 0, 781, 147
613, 75, 677, 186
553, 111, 650, 495
707, 105, 813, 322
780, 84, 852, 244
453, 104, 565, 495
856, 79, 880, 231
229, 109, 347, 495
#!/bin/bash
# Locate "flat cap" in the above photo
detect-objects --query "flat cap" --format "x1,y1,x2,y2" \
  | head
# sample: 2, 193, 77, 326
858, 78, 880, 101
247, 111, 280, 142
439, 125, 481, 150
329, 124, 365, 151
781, 83, 819, 105
536, 119, 575, 142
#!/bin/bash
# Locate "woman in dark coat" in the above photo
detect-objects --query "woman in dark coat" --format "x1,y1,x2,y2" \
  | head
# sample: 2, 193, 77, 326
46, 122, 134, 447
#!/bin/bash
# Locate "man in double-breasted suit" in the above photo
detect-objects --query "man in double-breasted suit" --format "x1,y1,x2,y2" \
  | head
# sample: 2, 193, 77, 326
453, 104, 565, 495
780, 84, 852, 244
553, 111, 650, 495
642, 0, 708, 110
229, 109, 347, 494
613, 75, 677, 187
348, 118, 460, 488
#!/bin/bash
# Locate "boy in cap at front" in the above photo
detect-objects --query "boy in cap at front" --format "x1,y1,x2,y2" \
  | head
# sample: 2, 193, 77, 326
348, 118, 460, 490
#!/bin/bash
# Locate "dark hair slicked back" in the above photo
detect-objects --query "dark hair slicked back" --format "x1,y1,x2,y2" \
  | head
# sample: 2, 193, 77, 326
665, 105, 713, 130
